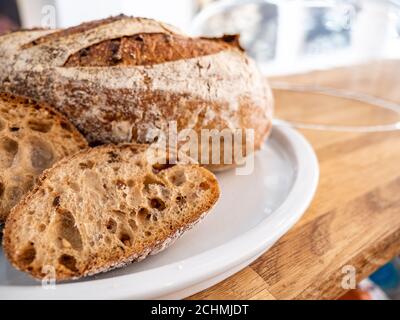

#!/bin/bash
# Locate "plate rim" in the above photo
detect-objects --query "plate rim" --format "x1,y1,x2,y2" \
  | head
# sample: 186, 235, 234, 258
0, 126, 319, 299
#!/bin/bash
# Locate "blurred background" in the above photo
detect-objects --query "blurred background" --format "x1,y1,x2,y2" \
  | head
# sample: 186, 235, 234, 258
0, 0, 399, 76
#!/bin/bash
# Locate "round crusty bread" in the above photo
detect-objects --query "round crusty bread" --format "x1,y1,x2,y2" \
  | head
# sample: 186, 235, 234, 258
3, 144, 220, 280
0, 92, 88, 224
0, 15, 273, 171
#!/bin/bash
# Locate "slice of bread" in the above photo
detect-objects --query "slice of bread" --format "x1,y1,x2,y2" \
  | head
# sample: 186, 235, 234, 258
0, 92, 87, 224
3, 144, 220, 280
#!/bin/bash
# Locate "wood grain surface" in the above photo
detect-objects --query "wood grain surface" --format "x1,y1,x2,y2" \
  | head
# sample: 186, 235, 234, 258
189, 60, 400, 300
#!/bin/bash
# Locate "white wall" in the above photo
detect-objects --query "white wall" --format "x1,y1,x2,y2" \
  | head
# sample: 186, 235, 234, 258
17, 0, 56, 28
17, 0, 195, 31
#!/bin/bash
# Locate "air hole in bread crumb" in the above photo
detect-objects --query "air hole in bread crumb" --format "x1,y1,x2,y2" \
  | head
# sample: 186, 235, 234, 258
52, 196, 60, 207
138, 207, 149, 223
128, 219, 138, 230
107, 151, 120, 163
22, 176, 34, 191
58, 254, 78, 272
79, 160, 94, 170
0, 182, 4, 198
27, 119, 52, 133
143, 175, 165, 189
60, 121, 72, 132
9, 126, 20, 132
18, 245, 36, 266
149, 198, 166, 211
119, 233, 132, 246
106, 218, 117, 233
1, 136, 18, 168
199, 181, 210, 190
133, 35, 144, 42
39, 188, 46, 197
135, 160, 143, 168
112, 209, 126, 218
67, 181, 80, 192
145, 231, 152, 237
38, 224, 46, 232
152, 163, 176, 174
56, 210, 83, 251
115, 179, 126, 189
176, 196, 186, 205
6, 186, 23, 207
169, 170, 186, 186
30, 138, 54, 172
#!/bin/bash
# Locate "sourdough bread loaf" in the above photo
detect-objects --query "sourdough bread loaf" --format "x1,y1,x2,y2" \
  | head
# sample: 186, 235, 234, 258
0, 92, 87, 224
0, 15, 273, 171
3, 144, 220, 280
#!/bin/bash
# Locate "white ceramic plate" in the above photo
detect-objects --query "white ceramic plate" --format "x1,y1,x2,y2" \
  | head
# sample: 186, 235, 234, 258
0, 126, 319, 300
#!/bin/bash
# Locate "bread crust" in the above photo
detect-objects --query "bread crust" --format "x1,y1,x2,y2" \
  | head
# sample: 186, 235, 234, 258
3, 144, 220, 280
0, 15, 273, 171
79, 210, 210, 280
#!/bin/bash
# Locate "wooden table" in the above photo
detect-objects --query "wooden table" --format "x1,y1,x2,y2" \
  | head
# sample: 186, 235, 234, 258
189, 60, 400, 300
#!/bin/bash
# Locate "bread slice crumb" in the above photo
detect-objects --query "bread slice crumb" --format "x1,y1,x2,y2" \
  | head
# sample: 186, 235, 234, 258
3, 144, 220, 280
0, 92, 87, 224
